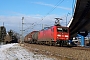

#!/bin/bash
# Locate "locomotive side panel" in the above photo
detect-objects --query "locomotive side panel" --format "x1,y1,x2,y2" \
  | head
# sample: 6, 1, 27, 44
38, 27, 53, 41
44, 28, 53, 41
38, 31, 44, 41
53, 26, 57, 41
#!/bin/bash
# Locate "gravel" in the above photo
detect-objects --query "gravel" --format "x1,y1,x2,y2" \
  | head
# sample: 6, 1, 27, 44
22, 43, 90, 60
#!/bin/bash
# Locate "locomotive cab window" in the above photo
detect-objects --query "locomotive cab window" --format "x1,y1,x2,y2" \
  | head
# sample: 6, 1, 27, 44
57, 28, 63, 32
57, 27, 68, 32
63, 28, 68, 32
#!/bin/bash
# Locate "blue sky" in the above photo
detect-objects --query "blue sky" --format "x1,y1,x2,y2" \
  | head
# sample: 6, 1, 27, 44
0, 0, 75, 35
0, 0, 74, 15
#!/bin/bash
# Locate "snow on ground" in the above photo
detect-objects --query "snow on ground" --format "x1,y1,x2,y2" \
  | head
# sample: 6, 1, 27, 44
0, 43, 56, 60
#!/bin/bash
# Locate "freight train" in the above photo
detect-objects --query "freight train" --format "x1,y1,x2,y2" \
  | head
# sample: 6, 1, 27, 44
24, 19, 72, 46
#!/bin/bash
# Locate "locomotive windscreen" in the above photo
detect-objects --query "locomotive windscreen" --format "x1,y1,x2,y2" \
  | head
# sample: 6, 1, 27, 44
57, 27, 68, 32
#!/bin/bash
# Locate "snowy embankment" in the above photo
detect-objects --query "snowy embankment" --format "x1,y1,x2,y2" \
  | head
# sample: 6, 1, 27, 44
0, 43, 55, 60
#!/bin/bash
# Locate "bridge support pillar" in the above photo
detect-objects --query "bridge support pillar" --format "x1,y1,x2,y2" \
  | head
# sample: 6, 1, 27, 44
77, 34, 85, 47
69, 40, 72, 44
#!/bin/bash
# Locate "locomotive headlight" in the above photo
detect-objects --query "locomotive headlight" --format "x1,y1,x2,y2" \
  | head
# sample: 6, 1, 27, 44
65, 35, 68, 37
57, 34, 61, 37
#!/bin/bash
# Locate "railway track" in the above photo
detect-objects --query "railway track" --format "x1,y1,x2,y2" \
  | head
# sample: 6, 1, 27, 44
22, 43, 90, 60
25, 43, 90, 51
71, 46, 90, 51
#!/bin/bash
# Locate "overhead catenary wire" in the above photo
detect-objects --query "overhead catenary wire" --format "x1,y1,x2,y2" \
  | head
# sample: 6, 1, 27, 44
43, 0, 64, 19
24, 0, 65, 32
34, 0, 65, 28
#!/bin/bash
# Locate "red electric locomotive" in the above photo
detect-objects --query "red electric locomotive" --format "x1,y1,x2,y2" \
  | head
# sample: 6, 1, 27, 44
38, 26, 69, 46
38, 19, 69, 46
